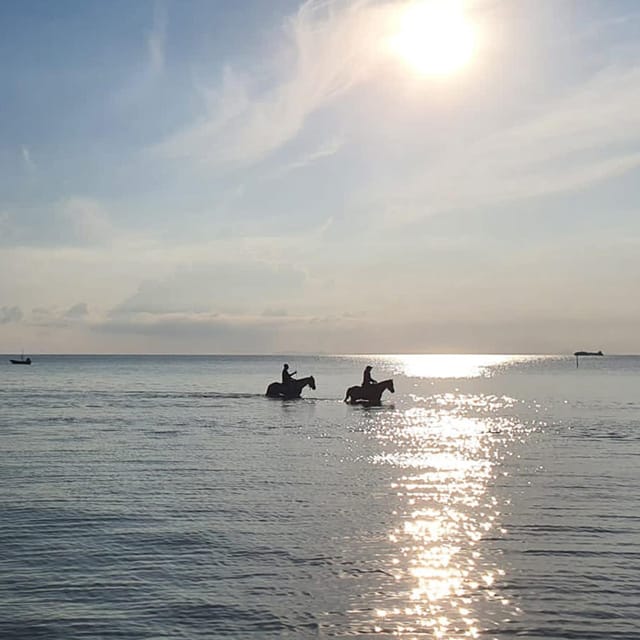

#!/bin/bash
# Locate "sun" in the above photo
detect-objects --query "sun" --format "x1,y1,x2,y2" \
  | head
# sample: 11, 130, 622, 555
388, 0, 476, 77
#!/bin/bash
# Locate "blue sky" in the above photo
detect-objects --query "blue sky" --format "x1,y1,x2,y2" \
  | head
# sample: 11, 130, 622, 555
1, 0, 640, 354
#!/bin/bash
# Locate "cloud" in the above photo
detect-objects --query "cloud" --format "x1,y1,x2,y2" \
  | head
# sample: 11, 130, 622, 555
262, 307, 288, 317
268, 136, 344, 179
30, 307, 69, 328
375, 60, 640, 225
0, 306, 22, 324
93, 309, 369, 353
65, 302, 89, 319
21, 145, 36, 173
0, 211, 12, 240
94, 312, 280, 354
153, 0, 395, 169
153, 0, 640, 217
92, 307, 640, 355
147, 1, 168, 75
111, 262, 307, 316
60, 197, 114, 246
28, 304, 90, 327
0, 197, 116, 249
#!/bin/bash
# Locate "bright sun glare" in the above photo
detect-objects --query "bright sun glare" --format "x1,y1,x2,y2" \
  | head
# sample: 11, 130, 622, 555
389, 0, 476, 77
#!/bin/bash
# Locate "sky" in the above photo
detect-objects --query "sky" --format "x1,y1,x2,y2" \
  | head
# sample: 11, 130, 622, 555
1, 0, 640, 354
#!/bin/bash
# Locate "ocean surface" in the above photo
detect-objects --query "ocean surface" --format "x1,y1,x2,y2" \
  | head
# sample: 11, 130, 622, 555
1, 354, 639, 639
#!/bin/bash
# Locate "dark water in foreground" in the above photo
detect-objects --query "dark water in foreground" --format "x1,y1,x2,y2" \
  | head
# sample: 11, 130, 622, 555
1, 354, 639, 639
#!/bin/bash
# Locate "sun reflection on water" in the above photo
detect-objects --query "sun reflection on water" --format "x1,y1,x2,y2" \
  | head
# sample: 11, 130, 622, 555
370, 393, 527, 638
387, 354, 536, 379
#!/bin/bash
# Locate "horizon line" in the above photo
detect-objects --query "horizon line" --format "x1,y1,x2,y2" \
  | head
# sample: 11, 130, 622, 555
1, 352, 630, 357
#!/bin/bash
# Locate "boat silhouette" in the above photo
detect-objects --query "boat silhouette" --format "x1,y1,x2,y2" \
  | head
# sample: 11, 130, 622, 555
574, 350, 603, 368
10, 350, 31, 365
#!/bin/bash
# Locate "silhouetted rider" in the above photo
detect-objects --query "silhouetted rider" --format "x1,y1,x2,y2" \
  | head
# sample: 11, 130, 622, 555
362, 365, 377, 387
282, 363, 297, 386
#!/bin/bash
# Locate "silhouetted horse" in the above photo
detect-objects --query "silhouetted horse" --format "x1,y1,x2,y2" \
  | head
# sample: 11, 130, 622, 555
344, 379, 394, 406
266, 375, 316, 399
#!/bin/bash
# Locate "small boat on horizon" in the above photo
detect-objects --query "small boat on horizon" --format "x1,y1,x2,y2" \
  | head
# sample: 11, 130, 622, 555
574, 350, 603, 356
10, 351, 32, 365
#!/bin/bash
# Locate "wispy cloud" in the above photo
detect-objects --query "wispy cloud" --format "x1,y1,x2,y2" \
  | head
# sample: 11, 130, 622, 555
375, 60, 640, 224
21, 145, 36, 173
108, 1, 169, 111
60, 197, 114, 246
268, 136, 344, 179
153, 0, 395, 169
147, 1, 168, 75
0, 197, 117, 249
0, 211, 12, 240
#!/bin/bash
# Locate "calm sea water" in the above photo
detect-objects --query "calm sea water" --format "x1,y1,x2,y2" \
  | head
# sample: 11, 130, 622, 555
1, 354, 639, 639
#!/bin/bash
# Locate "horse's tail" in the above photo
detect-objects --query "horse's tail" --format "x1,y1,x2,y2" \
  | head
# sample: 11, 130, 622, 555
344, 387, 351, 402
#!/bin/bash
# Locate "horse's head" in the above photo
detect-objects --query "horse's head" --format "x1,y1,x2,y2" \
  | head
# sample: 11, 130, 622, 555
387, 379, 395, 393
308, 375, 316, 390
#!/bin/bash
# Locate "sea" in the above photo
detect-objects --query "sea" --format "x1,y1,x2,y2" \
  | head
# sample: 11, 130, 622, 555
1, 354, 639, 639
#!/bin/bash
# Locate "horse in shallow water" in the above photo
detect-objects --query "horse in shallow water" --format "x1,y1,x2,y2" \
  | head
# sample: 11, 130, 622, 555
266, 375, 316, 399
344, 379, 394, 406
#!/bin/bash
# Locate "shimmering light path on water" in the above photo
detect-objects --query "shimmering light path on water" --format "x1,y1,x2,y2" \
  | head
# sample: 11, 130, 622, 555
1, 355, 639, 638
372, 393, 525, 638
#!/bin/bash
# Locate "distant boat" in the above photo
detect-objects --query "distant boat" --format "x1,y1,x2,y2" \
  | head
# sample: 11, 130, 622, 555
10, 351, 31, 365
574, 350, 603, 368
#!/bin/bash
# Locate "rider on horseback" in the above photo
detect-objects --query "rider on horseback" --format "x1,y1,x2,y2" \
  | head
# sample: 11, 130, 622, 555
344, 367, 392, 405
362, 365, 377, 387
282, 363, 297, 388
